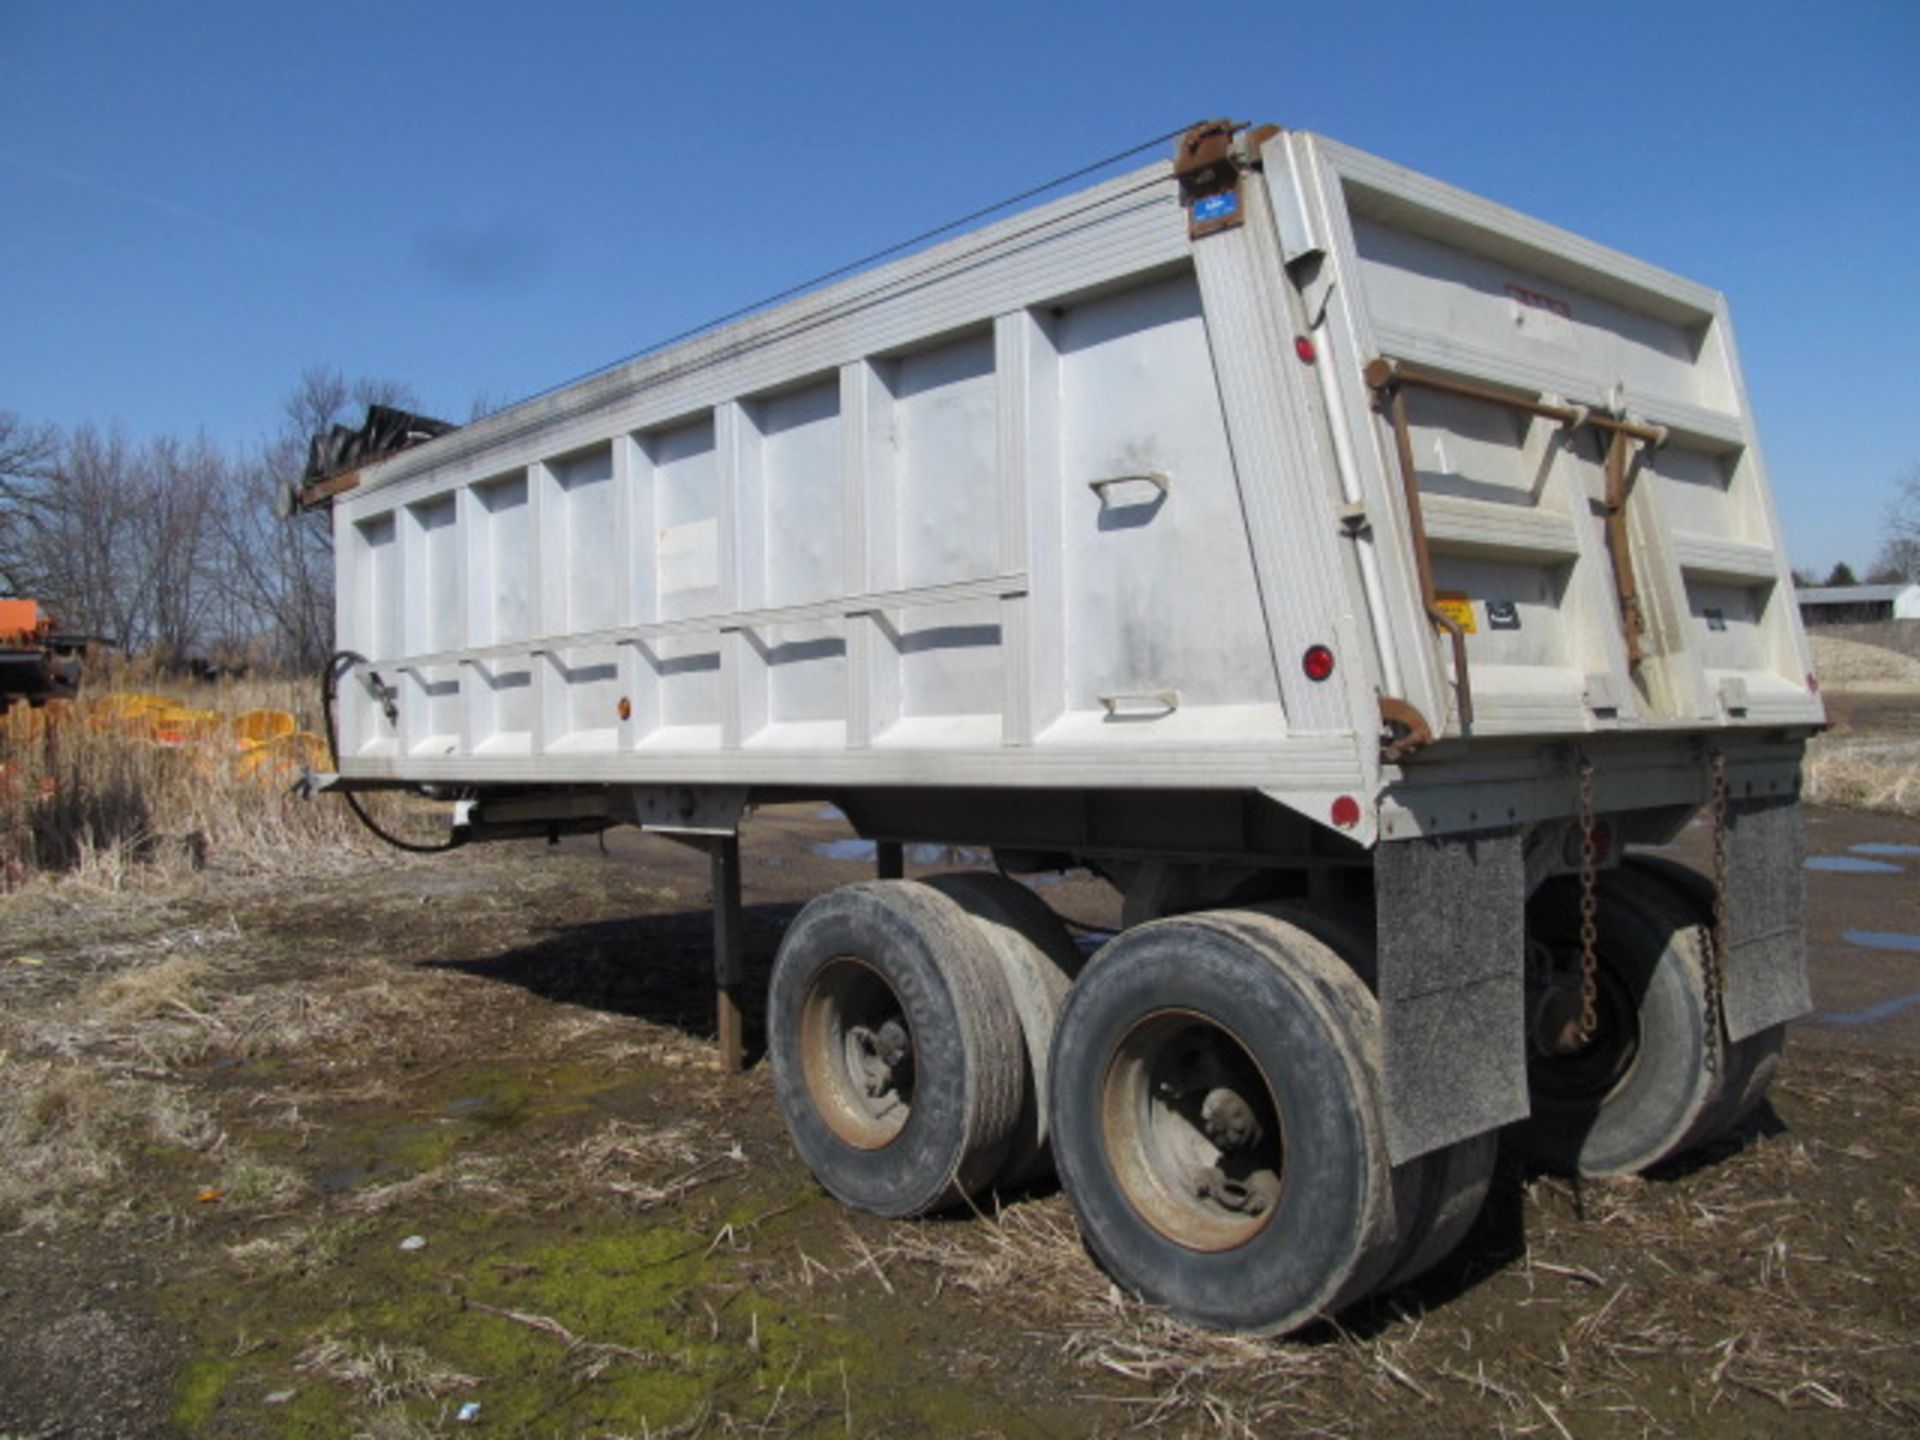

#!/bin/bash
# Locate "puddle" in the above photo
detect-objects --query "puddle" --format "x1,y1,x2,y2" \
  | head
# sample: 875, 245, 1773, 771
1813, 993, 1920, 1027
313, 1165, 371, 1194
445, 1092, 524, 1125
1805, 856, 1905, 874
1850, 843, 1920, 858
810, 840, 990, 866
813, 838, 877, 862
1842, 931, 1920, 955
312, 1072, 553, 1194
312, 1119, 469, 1195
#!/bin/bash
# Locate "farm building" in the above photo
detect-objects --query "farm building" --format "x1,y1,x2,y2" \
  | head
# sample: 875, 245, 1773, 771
1796, 582, 1920, 625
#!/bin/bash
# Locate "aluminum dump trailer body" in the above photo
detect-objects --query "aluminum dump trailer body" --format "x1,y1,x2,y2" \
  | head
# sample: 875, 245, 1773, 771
326, 127, 1819, 1331
332, 128, 1818, 844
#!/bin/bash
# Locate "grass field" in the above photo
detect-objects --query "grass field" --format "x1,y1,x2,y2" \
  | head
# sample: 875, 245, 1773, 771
0, 673, 440, 891
1, 644, 1916, 1436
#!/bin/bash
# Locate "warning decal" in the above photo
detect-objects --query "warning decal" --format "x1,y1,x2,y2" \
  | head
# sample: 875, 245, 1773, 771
1432, 592, 1477, 634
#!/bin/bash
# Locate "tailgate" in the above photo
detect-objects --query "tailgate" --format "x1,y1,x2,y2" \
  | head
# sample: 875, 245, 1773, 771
1268, 133, 1821, 740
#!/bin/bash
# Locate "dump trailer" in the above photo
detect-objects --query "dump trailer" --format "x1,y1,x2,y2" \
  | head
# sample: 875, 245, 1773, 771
318, 121, 1821, 1334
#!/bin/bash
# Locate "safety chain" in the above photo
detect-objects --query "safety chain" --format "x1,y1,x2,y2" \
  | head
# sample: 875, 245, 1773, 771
1703, 748, 1731, 1075
1575, 752, 1600, 1045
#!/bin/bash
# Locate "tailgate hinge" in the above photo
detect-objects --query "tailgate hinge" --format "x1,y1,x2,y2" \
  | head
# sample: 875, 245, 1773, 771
1174, 119, 1281, 240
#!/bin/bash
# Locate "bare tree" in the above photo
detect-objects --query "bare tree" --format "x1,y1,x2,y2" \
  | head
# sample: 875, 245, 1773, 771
0, 410, 61, 596
18, 424, 143, 643
137, 434, 225, 658
6, 368, 423, 670
210, 367, 419, 672
6, 424, 228, 653
1874, 463, 1920, 583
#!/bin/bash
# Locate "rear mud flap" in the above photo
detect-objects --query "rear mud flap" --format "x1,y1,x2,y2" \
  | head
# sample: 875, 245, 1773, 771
1722, 795, 1812, 1040
1375, 828, 1528, 1164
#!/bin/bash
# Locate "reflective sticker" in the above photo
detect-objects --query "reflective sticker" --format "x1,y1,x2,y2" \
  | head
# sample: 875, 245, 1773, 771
1192, 192, 1239, 223
1485, 598, 1521, 631
1433, 592, 1477, 634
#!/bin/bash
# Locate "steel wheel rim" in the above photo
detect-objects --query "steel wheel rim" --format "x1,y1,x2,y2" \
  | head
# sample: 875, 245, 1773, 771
1099, 1009, 1285, 1253
1529, 950, 1641, 1108
799, 956, 916, 1149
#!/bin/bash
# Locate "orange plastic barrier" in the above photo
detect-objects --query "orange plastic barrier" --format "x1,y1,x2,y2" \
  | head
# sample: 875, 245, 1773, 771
232, 708, 298, 745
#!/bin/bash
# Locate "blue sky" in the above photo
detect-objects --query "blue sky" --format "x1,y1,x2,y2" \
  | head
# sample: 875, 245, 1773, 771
2, 0, 1915, 573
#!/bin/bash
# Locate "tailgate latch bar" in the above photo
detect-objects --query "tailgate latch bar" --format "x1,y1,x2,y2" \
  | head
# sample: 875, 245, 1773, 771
1364, 358, 1476, 731
1365, 357, 1670, 730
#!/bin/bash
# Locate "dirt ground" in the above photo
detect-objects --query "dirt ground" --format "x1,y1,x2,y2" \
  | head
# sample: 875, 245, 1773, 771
1, 798, 1917, 1439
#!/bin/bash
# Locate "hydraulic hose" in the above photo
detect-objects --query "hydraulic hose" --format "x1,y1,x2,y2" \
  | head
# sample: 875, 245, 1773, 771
321, 650, 465, 854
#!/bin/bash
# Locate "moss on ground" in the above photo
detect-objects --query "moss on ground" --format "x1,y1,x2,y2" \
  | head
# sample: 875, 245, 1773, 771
172, 1356, 232, 1430
171, 1199, 1041, 1437
166, 1057, 1037, 1436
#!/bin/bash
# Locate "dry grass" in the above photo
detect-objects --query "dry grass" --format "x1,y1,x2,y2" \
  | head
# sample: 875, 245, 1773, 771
1809, 634, 1920, 691
0, 904, 451, 1232
0, 674, 443, 893
293, 1334, 479, 1406
762, 1090, 1919, 1436
1804, 733, 1920, 816
0, 1055, 231, 1231
226, 1218, 376, 1281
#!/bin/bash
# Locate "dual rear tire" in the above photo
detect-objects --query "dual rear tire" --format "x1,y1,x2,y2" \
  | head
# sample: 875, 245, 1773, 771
1508, 859, 1785, 1177
767, 876, 1078, 1217
1050, 911, 1415, 1332
770, 886, 1493, 1334
768, 853, 1781, 1331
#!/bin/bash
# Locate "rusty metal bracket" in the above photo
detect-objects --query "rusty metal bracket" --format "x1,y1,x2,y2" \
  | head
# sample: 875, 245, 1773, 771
1379, 696, 1435, 763
1362, 358, 1667, 445
289, 467, 365, 514
1365, 354, 1674, 725
1173, 119, 1280, 241
1364, 359, 1474, 731
1600, 429, 1648, 666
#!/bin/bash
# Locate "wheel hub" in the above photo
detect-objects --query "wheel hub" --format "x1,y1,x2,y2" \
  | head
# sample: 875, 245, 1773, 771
1102, 1012, 1285, 1252
1531, 979, 1590, 1057
799, 958, 917, 1149
1525, 944, 1640, 1105
847, 1018, 913, 1099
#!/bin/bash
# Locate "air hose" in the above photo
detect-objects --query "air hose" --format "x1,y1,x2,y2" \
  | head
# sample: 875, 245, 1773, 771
321, 650, 466, 854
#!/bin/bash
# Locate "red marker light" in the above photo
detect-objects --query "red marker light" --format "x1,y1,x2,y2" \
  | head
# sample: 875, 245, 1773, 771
1303, 644, 1336, 682
1294, 335, 1318, 364
1331, 795, 1362, 829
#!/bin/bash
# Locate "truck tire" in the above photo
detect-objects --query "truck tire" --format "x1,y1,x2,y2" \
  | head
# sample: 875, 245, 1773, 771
1510, 868, 1725, 1176
1048, 911, 1403, 1334
769, 881, 1025, 1218
922, 872, 1082, 1189
1377, 1131, 1498, 1292
1622, 853, 1786, 1143
1252, 901, 1495, 1293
